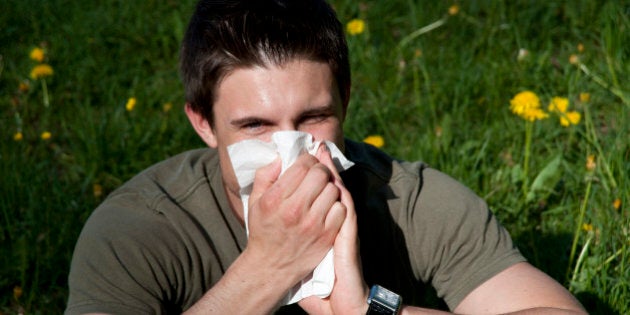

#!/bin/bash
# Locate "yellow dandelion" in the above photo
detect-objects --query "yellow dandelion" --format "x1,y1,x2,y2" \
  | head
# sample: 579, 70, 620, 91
581, 223, 593, 232
448, 4, 460, 16
577, 43, 584, 53
548, 97, 569, 113
125, 97, 137, 111
579, 92, 590, 103
560, 111, 581, 127
363, 135, 384, 148
509, 91, 548, 121
41, 131, 52, 140
30, 47, 45, 62
548, 97, 580, 127
346, 19, 366, 36
586, 154, 596, 171
569, 54, 579, 65
30, 64, 54, 80
558, 117, 570, 127
613, 198, 621, 211
510, 91, 540, 113
93, 184, 103, 198
14, 132, 24, 141
163, 102, 173, 113
18, 81, 30, 92
529, 109, 548, 121
13, 286, 23, 300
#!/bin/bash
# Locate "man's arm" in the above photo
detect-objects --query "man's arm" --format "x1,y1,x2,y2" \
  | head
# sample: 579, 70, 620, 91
394, 262, 586, 315
451, 262, 586, 314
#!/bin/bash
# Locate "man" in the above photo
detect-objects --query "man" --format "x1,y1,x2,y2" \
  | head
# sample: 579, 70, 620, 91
66, 0, 586, 314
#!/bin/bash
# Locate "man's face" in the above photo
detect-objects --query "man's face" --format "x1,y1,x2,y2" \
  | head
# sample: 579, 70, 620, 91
192, 58, 346, 214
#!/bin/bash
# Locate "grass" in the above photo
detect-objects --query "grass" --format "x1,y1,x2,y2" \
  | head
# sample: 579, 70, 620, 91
1, 0, 628, 313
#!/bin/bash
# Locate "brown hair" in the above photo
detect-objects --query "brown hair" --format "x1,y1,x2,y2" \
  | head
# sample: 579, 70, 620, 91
180, 0, 350, 122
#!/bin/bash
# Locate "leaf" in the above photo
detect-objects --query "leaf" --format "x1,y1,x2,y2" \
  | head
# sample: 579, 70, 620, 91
526, 154, 564, 202
511, 164, 523, 185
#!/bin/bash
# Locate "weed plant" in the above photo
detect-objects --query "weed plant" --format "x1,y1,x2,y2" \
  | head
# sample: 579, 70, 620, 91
1, 0, 628, 313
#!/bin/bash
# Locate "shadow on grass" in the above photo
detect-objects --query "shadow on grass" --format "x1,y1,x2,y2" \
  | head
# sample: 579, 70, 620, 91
513, 231, 617, 315
575, 292, 619, 315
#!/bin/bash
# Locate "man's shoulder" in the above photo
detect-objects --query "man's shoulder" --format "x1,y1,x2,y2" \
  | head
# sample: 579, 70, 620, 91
113, 148, 218, 199
92, 148, 220, 220
344, 138, 428, 182
344, 139, 479, 202
79, 147, 224, 249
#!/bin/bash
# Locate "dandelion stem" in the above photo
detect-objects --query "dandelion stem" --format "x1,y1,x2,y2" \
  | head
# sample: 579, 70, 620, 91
569, 233, 592, 291
41, 78, 50, 108
582, 98, 617, 190
566, 177, 592, 284
398, 18, 445, 48
579, 63, 629, 106
594, 247, 624, 272
522, 121, 533, 200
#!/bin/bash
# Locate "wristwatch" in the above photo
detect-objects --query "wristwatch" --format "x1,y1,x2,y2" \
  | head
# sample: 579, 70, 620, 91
366, 284, 402, 315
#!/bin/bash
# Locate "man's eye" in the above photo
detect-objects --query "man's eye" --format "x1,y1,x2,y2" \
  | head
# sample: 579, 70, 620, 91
241, 120, 264, 129
244, 121, 262, 129
241, 120, 266, 133
303, 115, 327, 124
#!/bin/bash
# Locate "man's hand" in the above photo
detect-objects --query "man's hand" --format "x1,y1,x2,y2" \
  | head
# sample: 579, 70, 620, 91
245, 146, 348, 289
299, 146, 370, 315
184, 147, 348, 314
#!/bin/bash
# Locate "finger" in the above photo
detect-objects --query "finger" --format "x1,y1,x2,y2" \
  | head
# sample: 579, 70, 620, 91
249, 157, 282, 207
334, 185, 360, 266
290, 162, 334, 209
309, 182, 341, 223
316, 144, 344, 186
298, 295, 327, 314
274, 163, 333, 228
328, 155, 358, 252
337, 184, 357, 242
324, 201, 346, 236
275, 153, 320, 199
317, 145, 354, 221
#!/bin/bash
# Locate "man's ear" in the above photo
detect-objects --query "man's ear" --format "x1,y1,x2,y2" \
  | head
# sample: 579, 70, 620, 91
185, 103, 218, 148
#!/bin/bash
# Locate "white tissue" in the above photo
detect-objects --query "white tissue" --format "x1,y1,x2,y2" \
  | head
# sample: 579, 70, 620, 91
227, 131, 354, 305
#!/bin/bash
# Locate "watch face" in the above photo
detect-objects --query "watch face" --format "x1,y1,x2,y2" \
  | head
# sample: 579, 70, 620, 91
368, 285, 402, 312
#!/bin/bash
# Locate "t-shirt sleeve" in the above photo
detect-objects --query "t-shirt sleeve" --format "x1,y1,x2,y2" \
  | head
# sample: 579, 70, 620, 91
400, 166, 526, 310
65, 198, 183, 315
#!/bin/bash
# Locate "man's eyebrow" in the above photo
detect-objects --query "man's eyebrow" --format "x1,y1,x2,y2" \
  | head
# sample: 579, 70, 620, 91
298, 104, 337, 117
230, 116, 272, 127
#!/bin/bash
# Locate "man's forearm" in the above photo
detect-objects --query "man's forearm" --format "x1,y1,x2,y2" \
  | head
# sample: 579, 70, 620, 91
401, 306, 587, 315
497, 307, 587, 315
183, 249, 297, 314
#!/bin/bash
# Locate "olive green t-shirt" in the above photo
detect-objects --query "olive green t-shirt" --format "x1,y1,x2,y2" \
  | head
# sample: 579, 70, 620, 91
66, 140, 524, 314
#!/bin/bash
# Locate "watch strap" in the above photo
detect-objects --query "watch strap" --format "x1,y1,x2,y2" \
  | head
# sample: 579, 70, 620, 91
367, 301, 395, 314
366, 284, 402, 315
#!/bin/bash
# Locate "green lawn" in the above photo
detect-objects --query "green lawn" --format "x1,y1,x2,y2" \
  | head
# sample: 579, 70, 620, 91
1, 0, 628, 313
